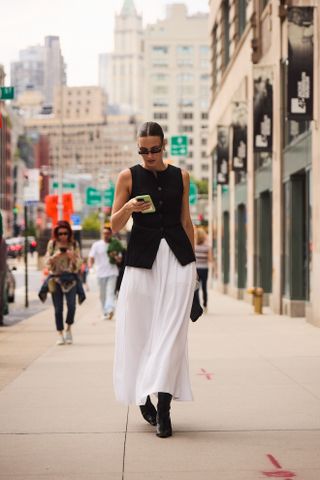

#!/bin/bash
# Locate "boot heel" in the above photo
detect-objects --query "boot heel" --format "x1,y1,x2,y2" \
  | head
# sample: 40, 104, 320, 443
156, 392, 173, 438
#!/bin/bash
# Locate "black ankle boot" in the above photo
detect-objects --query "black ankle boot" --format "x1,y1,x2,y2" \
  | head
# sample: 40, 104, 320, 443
156, 392, 172, 438
139, 396, 157, 426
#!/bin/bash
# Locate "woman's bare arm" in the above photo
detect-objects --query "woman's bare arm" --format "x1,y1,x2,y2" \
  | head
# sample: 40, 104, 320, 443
111, 169, 151, 233
180, 170, 195, 251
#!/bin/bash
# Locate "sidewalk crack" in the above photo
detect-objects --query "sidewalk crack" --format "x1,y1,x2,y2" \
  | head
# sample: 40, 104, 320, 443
122, 406, 129, 480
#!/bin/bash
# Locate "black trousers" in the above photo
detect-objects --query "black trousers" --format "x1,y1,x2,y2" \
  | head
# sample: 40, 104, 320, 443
196, 268, 208, 308
51, 283, 77, 331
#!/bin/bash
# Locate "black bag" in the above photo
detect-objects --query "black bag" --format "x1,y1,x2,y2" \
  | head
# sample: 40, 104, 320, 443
190, 289, 203, 322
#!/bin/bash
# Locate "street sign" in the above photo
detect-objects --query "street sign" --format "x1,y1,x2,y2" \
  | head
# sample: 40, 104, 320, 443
71, 214, 81, 225
189, 181, 198, 205
170, 135, 188, 156
103, 183, 115, 207
24, 168, 40, 203
0, 87, 14, 100
86, 187, 101, 206
52, 181, 76, 190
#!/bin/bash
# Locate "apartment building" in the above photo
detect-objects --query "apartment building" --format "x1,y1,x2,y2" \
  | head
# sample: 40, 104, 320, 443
144, 4, 210, 181
24, 86, 137, 183
208, 0, 320, 326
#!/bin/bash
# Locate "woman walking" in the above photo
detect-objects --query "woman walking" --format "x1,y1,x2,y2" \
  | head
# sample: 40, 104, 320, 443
194, 227, 212, 312
111, 121, 196, 438
45, 221, 82, 345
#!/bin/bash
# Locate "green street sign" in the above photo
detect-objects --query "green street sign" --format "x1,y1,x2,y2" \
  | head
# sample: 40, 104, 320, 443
86, 187, 101, 206
0, 87, 15, 100
170, 135, 188, 156
189, 181, 198, 205
103, 184, 115, 207
52, 182, 76, 189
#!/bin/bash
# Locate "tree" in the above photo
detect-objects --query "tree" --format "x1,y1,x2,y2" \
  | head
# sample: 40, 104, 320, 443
82, 212, 101, 232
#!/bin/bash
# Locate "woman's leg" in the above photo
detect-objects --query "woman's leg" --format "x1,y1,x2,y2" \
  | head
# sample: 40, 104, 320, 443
156, 392, 173, 438
65, 286, 77, 327
51, 283, 64, 332
198, 268, 208, 308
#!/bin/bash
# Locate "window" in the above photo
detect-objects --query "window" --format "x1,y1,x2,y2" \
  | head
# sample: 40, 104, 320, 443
177, 73, 194, 83
201, 112, 208, 120
201, 164, 209, 171
152, 73, 169, 82
201, 151, 207, 158
211, 25, 218, 93
238, 0, 247, 38
177, 58, 193, 67
153, 86, 168, 95
188, 151, 193, 158
153, 99, 168, 107
200, 74, 210, 82
201, 137, 207, 145
152, 46, 168, 55
200, 45, 210, 57
180, 112, 193, 120
178, 99, 193, 107
182, 125, 193, 132
222, 0, 230, 69
153, 112, 168, 120
177, 45, 193, 57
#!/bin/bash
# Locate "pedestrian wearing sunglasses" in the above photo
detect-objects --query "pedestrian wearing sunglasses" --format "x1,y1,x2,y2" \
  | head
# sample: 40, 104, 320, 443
111, 122, 196, 438
45, 221, 82, 345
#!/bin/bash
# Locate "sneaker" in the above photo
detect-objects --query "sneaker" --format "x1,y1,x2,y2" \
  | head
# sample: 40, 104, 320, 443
65, 331, 73, 344
56, 335, 65, 346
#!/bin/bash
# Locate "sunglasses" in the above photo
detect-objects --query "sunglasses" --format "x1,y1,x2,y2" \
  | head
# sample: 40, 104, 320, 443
138, 145, 162, 155
58, 231, 68, 236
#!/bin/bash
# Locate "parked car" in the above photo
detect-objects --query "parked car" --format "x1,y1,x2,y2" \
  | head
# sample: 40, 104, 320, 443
6, 237, 24, 259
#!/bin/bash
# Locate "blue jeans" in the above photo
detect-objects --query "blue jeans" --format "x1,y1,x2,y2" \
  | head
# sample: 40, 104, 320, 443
51, 283, 77, 331
97, 275, 117, 315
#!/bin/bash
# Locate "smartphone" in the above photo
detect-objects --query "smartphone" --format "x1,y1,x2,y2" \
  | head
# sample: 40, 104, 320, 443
135, 194, 156, 214
59, 247, 67, 253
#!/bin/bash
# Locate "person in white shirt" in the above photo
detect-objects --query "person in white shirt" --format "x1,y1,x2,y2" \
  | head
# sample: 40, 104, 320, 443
88, 225, 119, 320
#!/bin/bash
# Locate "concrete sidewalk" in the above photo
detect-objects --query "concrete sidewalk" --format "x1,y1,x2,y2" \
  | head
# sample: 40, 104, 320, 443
0, 290, 320, 479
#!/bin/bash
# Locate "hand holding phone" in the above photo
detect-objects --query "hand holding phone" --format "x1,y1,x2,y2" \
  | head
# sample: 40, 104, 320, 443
135, 194, 156, 214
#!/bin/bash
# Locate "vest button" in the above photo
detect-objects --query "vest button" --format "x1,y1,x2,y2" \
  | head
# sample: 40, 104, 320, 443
159, 200, 163, 206
158, 186, 162, 191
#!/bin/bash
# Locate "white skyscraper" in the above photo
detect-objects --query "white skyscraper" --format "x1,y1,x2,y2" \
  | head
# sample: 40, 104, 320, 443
11, 45, 45, 98
43, 36, 67, 107
110, 0, 144, 114
144, 4, 210, 180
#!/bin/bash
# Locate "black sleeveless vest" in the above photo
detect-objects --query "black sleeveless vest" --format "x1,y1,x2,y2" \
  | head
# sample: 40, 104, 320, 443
125, 164, 195, 269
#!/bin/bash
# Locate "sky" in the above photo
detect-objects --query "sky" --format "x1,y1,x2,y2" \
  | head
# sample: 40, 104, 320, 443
0, 0, 209, 86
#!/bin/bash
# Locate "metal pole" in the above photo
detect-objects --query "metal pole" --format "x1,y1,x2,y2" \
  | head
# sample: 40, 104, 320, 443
24, 204, 29, 308
57, 83, 64, 221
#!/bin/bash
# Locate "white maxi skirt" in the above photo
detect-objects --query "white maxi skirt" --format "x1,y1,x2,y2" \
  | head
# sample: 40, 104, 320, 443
113, 239, 196, 405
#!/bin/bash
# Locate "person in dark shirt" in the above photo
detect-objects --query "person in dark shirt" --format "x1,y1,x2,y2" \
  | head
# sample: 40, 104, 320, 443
111, 122, 196, 438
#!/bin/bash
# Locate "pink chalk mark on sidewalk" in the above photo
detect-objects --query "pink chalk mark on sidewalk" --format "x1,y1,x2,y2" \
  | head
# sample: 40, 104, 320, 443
197, 368, 213, 380
262, 454, 297, 478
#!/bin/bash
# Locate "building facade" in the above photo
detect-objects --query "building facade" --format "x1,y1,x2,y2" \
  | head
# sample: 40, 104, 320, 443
10, 36, 66, 108
0, 65, 13, 235
10, 45, 45, 99
144, 4, 210, 181
108, 0, 144, 114
208, 0, 320, 326
23, 86, 138, 190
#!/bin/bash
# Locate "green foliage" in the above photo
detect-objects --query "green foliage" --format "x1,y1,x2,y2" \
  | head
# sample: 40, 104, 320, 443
190, 176, 208, 195
196, 179, 208, 195
25, 221, 36, 237
82, 212, 101, 232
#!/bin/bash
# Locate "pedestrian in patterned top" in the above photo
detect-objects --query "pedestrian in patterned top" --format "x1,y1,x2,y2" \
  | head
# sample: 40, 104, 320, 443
45, 221, 82, 345
111, 121, 196, 438
194, 227, 212, 312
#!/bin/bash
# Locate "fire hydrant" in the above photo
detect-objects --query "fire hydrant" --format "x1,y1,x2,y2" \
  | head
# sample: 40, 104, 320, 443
247, 287, 264, 314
